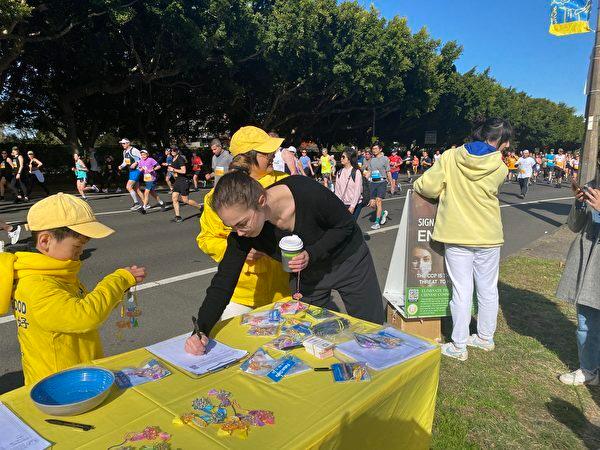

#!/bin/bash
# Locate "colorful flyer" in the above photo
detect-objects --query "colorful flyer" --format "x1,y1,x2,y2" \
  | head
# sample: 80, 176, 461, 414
247, 324, 280, 337
240, 310, 283, 327
331, 363, 371, 383
306, 307, 336, 321
273, 300, 308, 315
114, 359, 171, 388
241, 349, 310, 380
240, 348, 278, 376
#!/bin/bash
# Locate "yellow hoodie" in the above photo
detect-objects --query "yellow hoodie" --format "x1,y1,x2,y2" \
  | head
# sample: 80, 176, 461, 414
413, 144, 508, 247
197, 171, 291, 308
0, 251, 136, 385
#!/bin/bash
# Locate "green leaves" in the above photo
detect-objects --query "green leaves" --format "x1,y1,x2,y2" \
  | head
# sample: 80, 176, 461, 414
0, 0, 583, 150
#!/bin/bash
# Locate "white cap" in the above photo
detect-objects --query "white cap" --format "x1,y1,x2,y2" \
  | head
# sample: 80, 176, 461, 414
286, 146, 297, 154
119, 138, 130, 144
279, 234, 303, 251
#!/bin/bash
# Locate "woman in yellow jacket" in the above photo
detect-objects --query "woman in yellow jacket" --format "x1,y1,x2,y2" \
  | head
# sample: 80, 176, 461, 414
197, 127, 291, 319
414, 118, 512, 362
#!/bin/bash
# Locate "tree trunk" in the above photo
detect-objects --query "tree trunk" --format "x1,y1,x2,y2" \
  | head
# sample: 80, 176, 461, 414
58, 98, 80, 152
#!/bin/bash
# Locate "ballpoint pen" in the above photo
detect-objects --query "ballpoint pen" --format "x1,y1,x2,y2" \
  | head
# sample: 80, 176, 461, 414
45, 419, 94, 431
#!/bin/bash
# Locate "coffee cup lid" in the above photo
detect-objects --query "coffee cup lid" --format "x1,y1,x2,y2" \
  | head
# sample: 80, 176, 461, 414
279, 234, 303, 251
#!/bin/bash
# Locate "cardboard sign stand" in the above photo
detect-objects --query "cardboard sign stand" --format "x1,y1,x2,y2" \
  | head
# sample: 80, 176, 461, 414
383, 191, 448, 341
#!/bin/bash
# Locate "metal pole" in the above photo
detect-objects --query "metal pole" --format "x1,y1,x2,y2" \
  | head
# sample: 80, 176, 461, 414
580, 0, 600, 184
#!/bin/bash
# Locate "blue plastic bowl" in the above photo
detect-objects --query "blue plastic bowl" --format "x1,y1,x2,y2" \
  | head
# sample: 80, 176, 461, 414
30, 367, 115, 416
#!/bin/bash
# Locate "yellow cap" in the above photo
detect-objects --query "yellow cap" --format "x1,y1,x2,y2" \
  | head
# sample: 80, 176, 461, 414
27, 193, 114, 238
229, 126, 284, 157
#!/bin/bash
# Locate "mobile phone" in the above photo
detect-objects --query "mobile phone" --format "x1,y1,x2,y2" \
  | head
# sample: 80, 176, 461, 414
572, 180, 589, 198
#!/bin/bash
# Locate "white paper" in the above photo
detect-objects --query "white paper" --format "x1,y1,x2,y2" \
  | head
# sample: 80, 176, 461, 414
336, 327, 436, 371
145, 333, 247, 376
0, 402, 50, 450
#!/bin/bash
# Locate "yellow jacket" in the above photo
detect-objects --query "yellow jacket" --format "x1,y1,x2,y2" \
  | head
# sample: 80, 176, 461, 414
413, 143, 508, 247
0, 252, 136, 385
197, 171, 291, 307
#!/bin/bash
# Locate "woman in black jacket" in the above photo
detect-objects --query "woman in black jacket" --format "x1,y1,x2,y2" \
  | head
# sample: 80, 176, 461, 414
185, 170, 384, 355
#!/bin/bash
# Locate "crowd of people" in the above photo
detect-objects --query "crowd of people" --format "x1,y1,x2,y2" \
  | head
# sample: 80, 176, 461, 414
503, 148, 580, 199
1, 118, 599, 394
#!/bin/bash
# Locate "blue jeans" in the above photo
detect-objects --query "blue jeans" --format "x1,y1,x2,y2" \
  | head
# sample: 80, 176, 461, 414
352, 204, 364, 221
576, 304, 600, 372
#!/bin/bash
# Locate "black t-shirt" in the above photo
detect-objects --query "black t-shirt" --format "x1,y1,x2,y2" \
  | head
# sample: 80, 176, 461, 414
171, 154, 187, 177
0, 157, 12, 177
195, 175, 364, 335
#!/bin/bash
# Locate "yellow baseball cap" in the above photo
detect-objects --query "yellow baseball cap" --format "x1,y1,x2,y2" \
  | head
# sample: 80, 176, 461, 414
229, 126, 284, 156
27, 193, 114, 238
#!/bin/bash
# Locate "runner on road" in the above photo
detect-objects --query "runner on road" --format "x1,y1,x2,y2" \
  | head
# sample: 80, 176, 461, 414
1, 150, 16, 201
169, 147, 201, 223
137, 149, 166, 213
388, 149, 402, 195
320, 148, 333, 188
554, 148, 566, 188
299, 149, 315, 177
191, 151, 205, 191
72, 154, 99, 200
403, 150, 413, 182
26, 151, 50, 197
9, 147, 29, 202
118, 138, 143, 210
544, 149, 555, 184
205, 139, 233, 186
516, 150, 536, 199
364, 142, 392, 230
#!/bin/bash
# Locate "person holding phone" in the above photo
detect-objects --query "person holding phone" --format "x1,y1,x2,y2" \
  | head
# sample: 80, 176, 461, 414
557, 179, 600, 385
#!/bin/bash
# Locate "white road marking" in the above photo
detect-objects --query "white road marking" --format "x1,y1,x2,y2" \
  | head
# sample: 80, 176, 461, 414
136, 267, 218, 291
0, 195, 574, 325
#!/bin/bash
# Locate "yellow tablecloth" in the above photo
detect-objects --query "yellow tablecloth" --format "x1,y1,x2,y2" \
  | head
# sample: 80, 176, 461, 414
0, 307, 440, 449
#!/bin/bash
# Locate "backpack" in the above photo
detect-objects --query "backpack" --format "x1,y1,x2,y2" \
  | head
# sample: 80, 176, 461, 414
351, 168, 370, 207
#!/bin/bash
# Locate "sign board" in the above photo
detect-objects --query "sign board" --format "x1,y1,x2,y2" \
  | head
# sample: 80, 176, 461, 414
424, 131, 437, 145
383, 190, 451, 318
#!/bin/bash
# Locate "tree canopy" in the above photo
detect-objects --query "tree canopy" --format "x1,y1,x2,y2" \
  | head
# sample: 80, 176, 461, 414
0, 0, 584, 150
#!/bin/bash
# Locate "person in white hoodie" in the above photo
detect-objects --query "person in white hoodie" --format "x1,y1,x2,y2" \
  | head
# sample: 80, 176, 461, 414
414, 118, 512, 361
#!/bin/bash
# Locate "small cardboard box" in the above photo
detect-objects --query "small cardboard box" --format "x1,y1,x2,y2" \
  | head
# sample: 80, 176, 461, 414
386, 304, 442, 342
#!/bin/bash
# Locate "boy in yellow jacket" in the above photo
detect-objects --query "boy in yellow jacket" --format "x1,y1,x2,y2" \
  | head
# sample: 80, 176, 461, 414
0, 193, 146, 385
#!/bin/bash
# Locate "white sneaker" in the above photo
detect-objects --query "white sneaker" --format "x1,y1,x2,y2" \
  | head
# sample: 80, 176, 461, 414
441, 342, 468, 361
143, 204, 151, 210
91, 185, 99, 193
466, 334, 495, 351
116, 188, 123, 193
559, 368, 599, 386
7, 225, 21, 245
380, 210, 389, 225
130, 203, 142, 211
371, 222, 381, 230
102, 189, 108, 193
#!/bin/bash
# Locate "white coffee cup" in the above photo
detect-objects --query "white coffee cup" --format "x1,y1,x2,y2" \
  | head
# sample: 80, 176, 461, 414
279, 235, 304, 273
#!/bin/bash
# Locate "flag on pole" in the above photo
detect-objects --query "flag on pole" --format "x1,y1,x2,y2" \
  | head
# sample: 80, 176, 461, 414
550, 0, 592, 36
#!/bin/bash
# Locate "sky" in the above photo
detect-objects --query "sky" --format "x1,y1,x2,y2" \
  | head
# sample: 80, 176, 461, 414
358, 0, 597, 114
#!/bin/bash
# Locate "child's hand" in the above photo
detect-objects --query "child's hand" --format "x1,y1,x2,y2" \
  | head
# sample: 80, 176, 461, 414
124, 265, 146, 283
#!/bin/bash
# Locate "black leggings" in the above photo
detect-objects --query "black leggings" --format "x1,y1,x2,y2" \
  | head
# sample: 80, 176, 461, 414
9, 175, 28, 198
27, 173, 50, 196
290, 241, 385, 324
